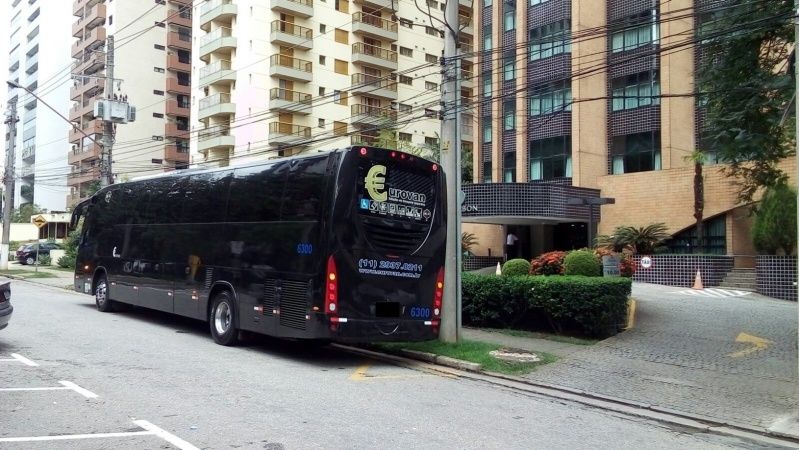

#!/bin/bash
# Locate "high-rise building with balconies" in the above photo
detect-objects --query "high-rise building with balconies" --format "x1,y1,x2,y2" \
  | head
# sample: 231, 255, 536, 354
191, 0, 472, 165
6, 0, 72, 211
69, 0, 193, 207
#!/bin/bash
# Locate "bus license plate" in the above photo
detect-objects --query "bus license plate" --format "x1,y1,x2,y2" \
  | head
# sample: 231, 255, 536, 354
375, 302, 401, 318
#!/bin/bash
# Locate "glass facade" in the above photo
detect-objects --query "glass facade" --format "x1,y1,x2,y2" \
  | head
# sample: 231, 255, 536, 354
530, 20, 571, 61
611, 70, 660, 111
667, 215, 727, 254
611, 131, 661, 174
529, 136, 572, 181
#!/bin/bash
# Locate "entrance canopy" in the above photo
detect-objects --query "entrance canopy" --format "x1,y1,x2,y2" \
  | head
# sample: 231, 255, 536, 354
461, 183, 601, 225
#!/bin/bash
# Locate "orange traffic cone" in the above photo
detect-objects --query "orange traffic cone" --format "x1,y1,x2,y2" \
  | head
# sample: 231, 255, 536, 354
692, 270, 704, 290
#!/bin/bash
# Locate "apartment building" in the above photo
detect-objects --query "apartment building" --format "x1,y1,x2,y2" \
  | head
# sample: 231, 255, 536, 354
6, 0, 72, 211
190, 0, 473, 165
69, 0, 192, 207
462, 0, 796, 260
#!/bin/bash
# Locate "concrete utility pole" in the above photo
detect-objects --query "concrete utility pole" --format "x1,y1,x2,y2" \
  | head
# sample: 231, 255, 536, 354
101, 35, 115, 186
439, 0, 462, 343
794, 0, 798, 380
1, 99, 18, 270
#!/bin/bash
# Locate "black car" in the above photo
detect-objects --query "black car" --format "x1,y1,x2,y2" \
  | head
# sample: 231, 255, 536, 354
16, 242, 61, 265
0, 282, 11, 330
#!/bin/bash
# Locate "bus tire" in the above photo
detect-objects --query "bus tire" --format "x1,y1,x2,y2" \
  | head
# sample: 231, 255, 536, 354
95, 275, 115, 312
210, 291, 238, 346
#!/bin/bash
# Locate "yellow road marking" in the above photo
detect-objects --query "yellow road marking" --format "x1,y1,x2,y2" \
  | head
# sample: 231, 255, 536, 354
349, 363, 371, 381
349, 361, 447, 381
625, 299, 637, 330
728, 332, 773, 358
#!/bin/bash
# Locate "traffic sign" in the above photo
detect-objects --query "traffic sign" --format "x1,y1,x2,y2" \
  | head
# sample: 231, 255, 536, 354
640, 256, 653, 269
32, 215, 47, 229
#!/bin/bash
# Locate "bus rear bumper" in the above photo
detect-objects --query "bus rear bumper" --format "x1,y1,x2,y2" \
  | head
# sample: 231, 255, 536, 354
319, 318, 439, 343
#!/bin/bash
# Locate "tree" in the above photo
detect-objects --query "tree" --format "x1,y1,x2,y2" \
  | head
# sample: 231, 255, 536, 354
604, 223, 671, 255
685, 150, 706, 253
12, 203, 44, 223
752, 183, 797, 255
697, 1, 795, 203
461, 231, 478, 255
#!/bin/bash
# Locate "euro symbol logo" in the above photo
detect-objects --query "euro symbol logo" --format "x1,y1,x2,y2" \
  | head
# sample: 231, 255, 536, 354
365, 165, 387, 202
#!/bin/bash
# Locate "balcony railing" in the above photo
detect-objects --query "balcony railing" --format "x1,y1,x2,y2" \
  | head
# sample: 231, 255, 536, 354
352, 104, 397, 121
198, 124, 231, 140
270, 20, 312, 39
200, 27, 232, 47
352, 43, 397, 62
352, 12, 398, 32
351, 133, 378, 146
269, 88, 312, 104
199, 92, 232, 110
351, 73, 397, 92
200, 60, 232, 79
270, 54, 312, 72
200, 0, 234, 15
269, 122, 311, 137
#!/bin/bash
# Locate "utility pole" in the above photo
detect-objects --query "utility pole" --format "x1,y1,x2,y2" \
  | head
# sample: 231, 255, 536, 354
101, 35, 115, 186
1, 99, 18, 271
794, 0, 798, 381
439, 0, 462, 343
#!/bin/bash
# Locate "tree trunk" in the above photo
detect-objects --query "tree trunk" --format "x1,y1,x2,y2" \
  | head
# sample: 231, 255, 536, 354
694, 161, 704, 253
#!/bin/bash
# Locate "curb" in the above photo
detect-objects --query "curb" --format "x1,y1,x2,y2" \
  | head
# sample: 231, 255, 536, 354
332, 344, 799, 447
1, 273, 75, 291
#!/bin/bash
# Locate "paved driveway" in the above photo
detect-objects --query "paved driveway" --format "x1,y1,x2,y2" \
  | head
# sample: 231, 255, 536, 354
526, 283, 798, 431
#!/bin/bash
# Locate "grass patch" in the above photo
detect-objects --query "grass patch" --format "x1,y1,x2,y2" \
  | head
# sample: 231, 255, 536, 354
0, 270, 57, 279
47, 267, 75, 273
376, 339, 557, 375
479, 328, 599, 346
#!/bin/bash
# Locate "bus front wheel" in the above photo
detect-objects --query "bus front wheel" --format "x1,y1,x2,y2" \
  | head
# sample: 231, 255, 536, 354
210, 291, 238, 346
95, 275, 115, 312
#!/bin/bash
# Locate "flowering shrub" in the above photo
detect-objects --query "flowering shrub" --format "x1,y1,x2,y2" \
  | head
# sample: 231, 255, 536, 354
619, 254, 636, 277
530, 251, 566, 275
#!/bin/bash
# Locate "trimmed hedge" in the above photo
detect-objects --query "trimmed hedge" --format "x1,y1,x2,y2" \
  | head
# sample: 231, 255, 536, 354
462, 273, 632, 337
502, 258, 531, 276
563, 250, 601, 276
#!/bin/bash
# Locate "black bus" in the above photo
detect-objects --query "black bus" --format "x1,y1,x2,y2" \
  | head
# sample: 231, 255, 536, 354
71, 146, 447, 345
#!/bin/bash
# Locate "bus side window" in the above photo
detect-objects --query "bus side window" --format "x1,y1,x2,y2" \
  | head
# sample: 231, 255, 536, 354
180, 171, 232, 224
227, 164, 286, 222
281, 157, 327, 221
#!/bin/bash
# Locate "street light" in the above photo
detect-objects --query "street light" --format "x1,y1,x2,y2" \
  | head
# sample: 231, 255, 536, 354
566, 197, 616, 248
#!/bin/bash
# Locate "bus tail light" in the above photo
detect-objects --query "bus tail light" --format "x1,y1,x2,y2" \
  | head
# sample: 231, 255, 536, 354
433, 267, 444, 317
325, 255, 338, 317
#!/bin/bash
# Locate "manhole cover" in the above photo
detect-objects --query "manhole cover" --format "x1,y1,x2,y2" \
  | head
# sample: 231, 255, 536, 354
489, 348, 541, 363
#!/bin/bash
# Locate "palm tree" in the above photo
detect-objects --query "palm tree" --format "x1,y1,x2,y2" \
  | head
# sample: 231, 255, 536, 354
685, 150, 706, 253
461, 232, 479, 255
615, 223, 671, 254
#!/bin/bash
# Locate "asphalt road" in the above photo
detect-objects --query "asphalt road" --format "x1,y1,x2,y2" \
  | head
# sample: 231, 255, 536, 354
0, 280, 786, 449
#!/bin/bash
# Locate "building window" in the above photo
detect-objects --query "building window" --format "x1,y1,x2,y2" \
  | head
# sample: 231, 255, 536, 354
319, 55, 326, 65
153, 112, 164, 118
484, 0, 492, 7
153, 90, 164, 95
666, 215, 727, 254
155, 21, 165, 28
398, 132, 412, 142
482, 161, 492, 183
611, 131, 661, 174
425, 26, 439, 37
334, 59, 348, 75
482, 122, 492, 143
398, 103, 412, 113
319, 87, 326, 96
483, 75, 491, 97
425, 81, 438, 91
399, 75, 413, 85
529, 136, 572, 180
483, 25, 492, 50
611, 71, 660, 111
425, 136, 439, 147
333, 121, 347, 136
318, 118, 325, 128
154, 44, 165, 50
154, 67, 165, 73
503, 152, 516, 182
426, 0, 438, 8
334, 0, 348, 13
320, 24, 326, 33
152, 135, 164, 141
109, 15, 113, 25
530, 0, 550, 5
400, 19, 413, 28
399, 46, 413, 57
503, 100, 515, 130
530, 81, 572, 116
503, 8, 515, 31
334, 28, 348, 44
333, 90, 348, 105
503, 61, 514, 81
530, 20, 571, 61
611, 10, 658, 53
425, 53, 438, 64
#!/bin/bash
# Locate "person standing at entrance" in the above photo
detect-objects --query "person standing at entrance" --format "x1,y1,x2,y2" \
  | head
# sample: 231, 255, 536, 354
506, 232, 519, 260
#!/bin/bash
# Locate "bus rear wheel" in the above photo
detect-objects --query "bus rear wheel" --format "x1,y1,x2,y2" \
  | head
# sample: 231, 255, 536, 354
210, 291, 238, 346
95, 275, 115, 312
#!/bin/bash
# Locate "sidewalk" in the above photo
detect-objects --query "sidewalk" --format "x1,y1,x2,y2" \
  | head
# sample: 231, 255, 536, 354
461, 328, 587, 358
0, 262, 75, 290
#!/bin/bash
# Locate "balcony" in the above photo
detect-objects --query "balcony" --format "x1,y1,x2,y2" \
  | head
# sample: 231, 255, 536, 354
198, 92, 235, 120
197, 124, 235, 152
20, 166, 34, 179
25, 53, 38, 75
68, 143, 102, 165
352, 13, 398, 42
70, 77, 103, 100
83, 3, 107, 30
352, 43, 397, 71
9, 54, 20, 72
351, 133, 378, 146
73, 0, 84, 16
79, 25, 107, 54
271, 0, 313, 19
462, 122, 473, 139
353, 0, 396, 12
269, 54, 313, 82
458, 12, 473, 35
21, 145, 35, 162
269, 88, 312, 115
166, 78, 191, 94
166, 99, 190, 116
270, 21, 313, 50
68, 167, 101, 186
351, 73, 397, 100
199, 60, 235, 87
167, 7, 192, 28
165, 122, 190, 139
199, 27, 236, 61
461, 67, 474, 88
268, 122, 311, 146
69, 119, 103, 143
74, 52, 104, 74
167, 31, 192, 51
167, 53, 191, 73
165, 144, 190, 162
460, 40, 474, 57
351, 104, 397, 126
200, 0, 238, 31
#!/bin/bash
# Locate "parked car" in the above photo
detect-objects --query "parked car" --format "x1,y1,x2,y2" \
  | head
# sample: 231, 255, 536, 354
16, 242, 61, 265
0, 281, 11, 330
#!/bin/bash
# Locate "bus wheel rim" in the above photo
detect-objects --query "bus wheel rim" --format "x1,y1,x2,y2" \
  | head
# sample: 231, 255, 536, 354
96, 281, 106, 306
214, 302, 230, 335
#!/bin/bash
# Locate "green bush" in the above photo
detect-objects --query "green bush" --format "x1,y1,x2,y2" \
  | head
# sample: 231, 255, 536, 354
38, 254, 51, 266
502, 258, 531, 276
57, 255, 76, 269
462, 273, 631, 337
563, 250, 601, 276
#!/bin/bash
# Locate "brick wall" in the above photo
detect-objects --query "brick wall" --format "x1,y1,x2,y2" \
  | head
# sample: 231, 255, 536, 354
463, 223, 505, 257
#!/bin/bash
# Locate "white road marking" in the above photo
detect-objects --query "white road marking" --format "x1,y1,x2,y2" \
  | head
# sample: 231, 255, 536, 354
134, 420, 201, 450
0, 353, 40, 366
676, 288, 751, 298
0, 431, 153, 443
0, 386, 71, 393
59, 380, 99, 399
